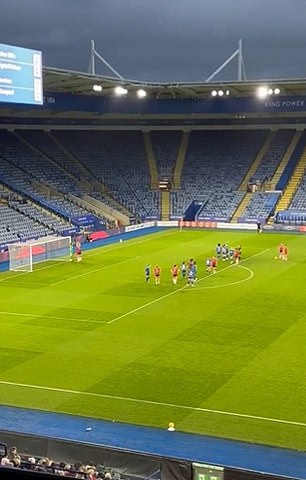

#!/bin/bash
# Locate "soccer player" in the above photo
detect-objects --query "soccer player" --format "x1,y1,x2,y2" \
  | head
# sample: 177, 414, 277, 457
211, 256, 217, 274
216, 243, 222, 258
187, 267, 195, 286
233, 246, 241, 264
69, 242, 74, 261
181, 261, 187, 278
229, 246, 234, 263
283, 244, 288, 261
145, 264, 151, 283
153, 265, 161, 285
192, 261, 197, 281
170, 264, 180, 285
278, 242, 284, 260
206, 257, 211, 272
221, 244, 228, 261
75, 241, 82, 262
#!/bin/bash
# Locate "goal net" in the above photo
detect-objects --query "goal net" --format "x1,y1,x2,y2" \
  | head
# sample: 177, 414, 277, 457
8, 235, 71, 272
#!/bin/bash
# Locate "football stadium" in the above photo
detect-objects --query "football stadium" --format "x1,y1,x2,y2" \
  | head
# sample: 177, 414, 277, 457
0, 35, 305, 480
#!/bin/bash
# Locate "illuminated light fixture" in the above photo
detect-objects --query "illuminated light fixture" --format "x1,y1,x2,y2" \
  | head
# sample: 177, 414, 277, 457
256, 86, 269, 99
114, 86, 128, 96
136, 88, 147, 99
274, 87, 280, 95
93, 84, 102, 92
225, 90, 230, 96
218, 90, 224, 96
211, 90, 218, 97
268, 88, 273, 95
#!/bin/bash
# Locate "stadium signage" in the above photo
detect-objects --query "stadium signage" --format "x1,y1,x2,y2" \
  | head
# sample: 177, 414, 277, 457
0, 42, 43, 105
27, 92, 306, 115
125, 222, 155, 232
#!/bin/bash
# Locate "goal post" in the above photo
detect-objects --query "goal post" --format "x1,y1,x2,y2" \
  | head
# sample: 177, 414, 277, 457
8, 235, 71, 272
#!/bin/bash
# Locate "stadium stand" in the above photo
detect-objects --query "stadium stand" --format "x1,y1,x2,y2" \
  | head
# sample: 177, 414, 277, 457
0, 130, 110, 236
150, 131, 181, 182
171, 130, 268, 220
239, 191, 281, 222
249, 129, 295, 186
52, 130, 160, 220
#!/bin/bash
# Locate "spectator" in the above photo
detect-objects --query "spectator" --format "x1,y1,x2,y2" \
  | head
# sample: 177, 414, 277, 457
8, 446, 21, 467
1, 455, 14, 467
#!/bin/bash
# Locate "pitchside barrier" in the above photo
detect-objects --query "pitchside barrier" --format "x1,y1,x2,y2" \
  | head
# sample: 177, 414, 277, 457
0, 432, 302, 480
0, 431, 302, 480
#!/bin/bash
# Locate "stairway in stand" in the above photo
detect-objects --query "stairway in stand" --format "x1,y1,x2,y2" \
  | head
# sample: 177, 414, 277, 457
161, 190, 170, 221
269, 130, 300, 190
143, 132, 159, 189
173, 132, 190, 189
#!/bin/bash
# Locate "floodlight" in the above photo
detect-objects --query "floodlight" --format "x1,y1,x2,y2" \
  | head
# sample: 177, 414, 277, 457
268, 88, 273, 95
114, 86, 128, 96
225, 90, 230, 96
93, 84, 102, 92
256, 86, 268, 99
274, 88, 280, 95
218, 90, 224, 96
211, 90, 217, 97
136, 88, 147, 99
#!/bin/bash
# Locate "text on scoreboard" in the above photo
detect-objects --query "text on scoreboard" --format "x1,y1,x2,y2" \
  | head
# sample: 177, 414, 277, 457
0, 42, 43, 105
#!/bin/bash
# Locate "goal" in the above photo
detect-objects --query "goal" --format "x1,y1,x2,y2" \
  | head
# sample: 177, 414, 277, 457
8, 235, 71, 272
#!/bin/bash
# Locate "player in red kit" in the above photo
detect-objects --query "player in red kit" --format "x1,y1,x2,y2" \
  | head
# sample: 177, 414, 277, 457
154, 265, 161, 284
278, 243, 284, 260
170, 264, 180, 285
211, 256, 217, 274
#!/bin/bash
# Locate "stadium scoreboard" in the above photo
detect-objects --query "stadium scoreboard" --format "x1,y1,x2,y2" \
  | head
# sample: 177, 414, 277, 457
0, 42, 43, 105
193, 463, 224, 480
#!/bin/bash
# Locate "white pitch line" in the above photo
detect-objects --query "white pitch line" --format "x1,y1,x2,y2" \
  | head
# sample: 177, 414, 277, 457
195, 265, 254, 290
107, 248, 270, 325
0, 379, 304, 428
0, 310, 107, 325
0, 261, 66, 284
0, 230, 176, 285
50, 255, 140, 286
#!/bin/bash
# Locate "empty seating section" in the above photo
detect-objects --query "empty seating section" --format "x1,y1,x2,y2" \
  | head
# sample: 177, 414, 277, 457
54, 130, 160, 219
250, 130, 294, 185
288, 172, 306, 212
239, 192, 281, 222
198, 191, 245, 221
172, 130, 267, 220
11, 201, 72, 233
0, 203, 52, 244
17, 129, 87, 181
0, 130, 80, 194
151, 131, 181, 179
0, 130, 103, 226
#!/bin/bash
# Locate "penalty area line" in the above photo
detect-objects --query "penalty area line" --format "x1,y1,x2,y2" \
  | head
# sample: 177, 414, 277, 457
0, 379, 304, 428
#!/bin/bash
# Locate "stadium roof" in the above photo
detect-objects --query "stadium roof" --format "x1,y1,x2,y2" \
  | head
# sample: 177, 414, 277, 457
44, 66, 306, 99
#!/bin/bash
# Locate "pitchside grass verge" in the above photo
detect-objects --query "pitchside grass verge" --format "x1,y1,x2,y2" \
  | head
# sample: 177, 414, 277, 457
0, 229, 305, 451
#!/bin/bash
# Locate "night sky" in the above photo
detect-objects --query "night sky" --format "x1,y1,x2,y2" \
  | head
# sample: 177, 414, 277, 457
1, 0, 306, 82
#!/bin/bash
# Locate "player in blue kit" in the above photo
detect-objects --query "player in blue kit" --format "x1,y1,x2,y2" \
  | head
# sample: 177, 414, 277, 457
145, 264, 151, 283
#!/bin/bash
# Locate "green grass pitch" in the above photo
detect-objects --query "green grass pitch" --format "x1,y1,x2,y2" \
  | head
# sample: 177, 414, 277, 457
0, 228, 305, 451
